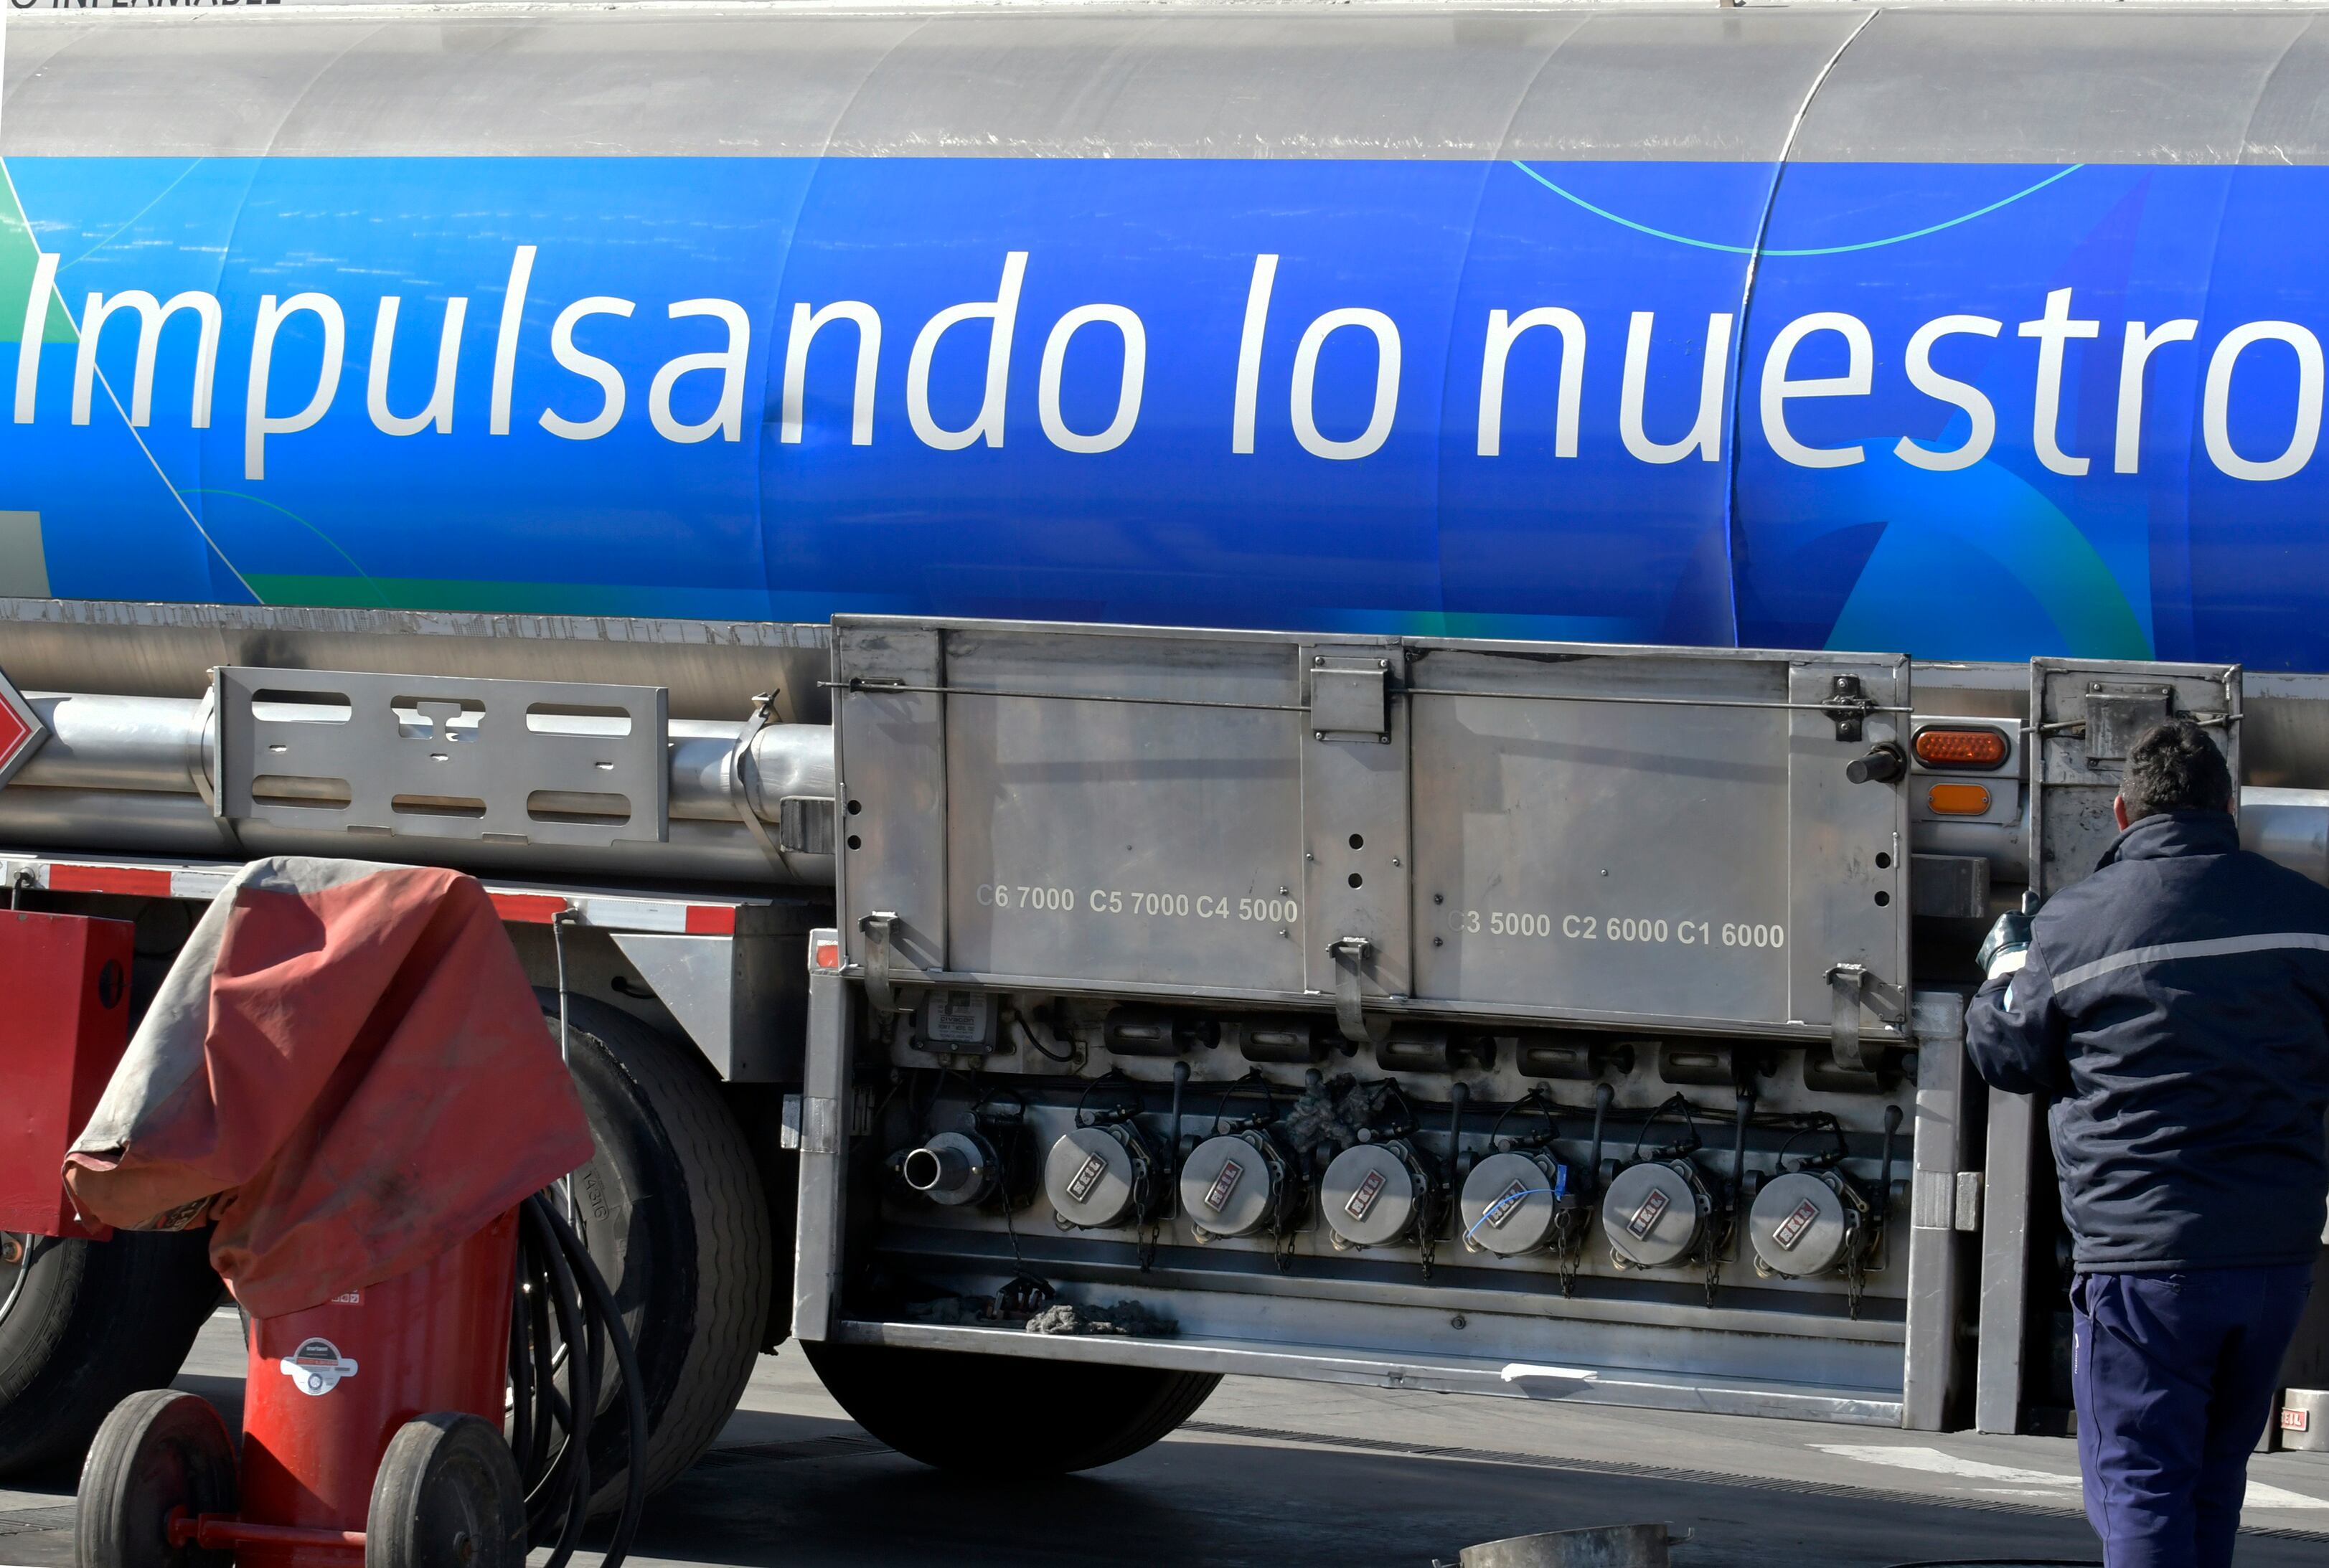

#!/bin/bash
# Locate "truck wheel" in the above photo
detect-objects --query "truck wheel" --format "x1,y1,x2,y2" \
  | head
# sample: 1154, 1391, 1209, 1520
0, 1229, 220, 1480
541, 993, 772, 1505
799, 1341, 1219, 1474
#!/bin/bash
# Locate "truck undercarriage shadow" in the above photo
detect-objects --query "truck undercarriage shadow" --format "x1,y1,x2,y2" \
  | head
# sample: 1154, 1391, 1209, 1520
629, 1417, 2318, 1568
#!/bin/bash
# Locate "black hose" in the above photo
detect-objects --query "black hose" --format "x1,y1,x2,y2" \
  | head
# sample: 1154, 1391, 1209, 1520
1631, 1092, 1703, 1161
1586, 1083, 1612, 1191
1167, 1061, 1190, 1217
1728, 1088, 1754, 1257
1878, 1102, 1904, 1209
1871, 1102, 1907, 1270
1487, 1086, 1558, 1146
514, 1191, 649, 1568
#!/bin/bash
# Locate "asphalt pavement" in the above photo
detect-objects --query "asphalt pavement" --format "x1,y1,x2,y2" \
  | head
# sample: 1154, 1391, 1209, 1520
4, 1310, 2326, 1567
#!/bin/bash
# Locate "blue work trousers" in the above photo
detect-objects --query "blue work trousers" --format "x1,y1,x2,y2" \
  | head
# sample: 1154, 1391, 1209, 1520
2071, 1264, 2314, 1568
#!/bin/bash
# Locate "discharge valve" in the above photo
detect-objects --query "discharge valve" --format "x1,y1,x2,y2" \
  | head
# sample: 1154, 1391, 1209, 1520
1459, 1148, 1578, 1257
1045, 1078, 1167, 1230
1600, 1158, 1713, 1270
1746, 1106, 1899, 1280
901, 1129, 1004, 1207
1746, 1169, 1865, 1278
1180, 1125, 1303, 1241
1322, 1141, 1438, 1250
1457, 1087, 1590, 1260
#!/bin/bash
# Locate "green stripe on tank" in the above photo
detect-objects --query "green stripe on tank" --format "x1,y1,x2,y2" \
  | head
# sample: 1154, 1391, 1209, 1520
244, 574, 738, 616
0, 166, 78, 347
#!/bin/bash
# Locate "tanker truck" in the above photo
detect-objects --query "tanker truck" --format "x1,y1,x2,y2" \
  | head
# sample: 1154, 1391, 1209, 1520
4, 0, 2329, 1492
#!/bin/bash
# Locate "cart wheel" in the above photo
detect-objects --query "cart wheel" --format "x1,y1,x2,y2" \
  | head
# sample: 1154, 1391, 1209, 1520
366, 1413, 525, 1568
74, 1389, 236, 1568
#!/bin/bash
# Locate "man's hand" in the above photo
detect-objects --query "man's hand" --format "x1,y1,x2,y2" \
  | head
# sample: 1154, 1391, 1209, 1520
1977, 910, 2033, 981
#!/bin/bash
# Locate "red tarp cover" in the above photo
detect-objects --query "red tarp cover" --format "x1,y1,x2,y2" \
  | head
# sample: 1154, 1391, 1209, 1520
62, 858, 594, 1318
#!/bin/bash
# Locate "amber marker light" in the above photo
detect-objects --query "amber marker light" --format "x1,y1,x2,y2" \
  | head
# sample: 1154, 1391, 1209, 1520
1927, 783, 1994, 816
1912, 726, 2010, 770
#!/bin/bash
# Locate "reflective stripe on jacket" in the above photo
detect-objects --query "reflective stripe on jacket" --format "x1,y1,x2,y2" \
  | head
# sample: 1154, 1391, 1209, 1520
1965, 810, 2329, 1272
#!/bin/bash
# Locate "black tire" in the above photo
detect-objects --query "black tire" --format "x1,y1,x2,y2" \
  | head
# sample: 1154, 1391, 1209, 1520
72, 1389, 236, 1568
1, 1229, 221, 1480
799, 1341, 1220, 1475
366, 1413, 527, 1568
540, 993, 773, 1504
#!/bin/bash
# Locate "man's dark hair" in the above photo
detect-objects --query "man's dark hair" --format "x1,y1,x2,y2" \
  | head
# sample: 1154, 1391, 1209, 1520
2119, 719, 2233, 820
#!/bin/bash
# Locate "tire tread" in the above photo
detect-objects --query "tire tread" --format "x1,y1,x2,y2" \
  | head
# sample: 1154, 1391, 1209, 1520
542, 995, 772, 1502
1, 1232, 220, 1479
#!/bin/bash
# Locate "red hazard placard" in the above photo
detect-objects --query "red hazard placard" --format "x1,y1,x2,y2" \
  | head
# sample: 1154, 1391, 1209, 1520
0, 663, 48, 789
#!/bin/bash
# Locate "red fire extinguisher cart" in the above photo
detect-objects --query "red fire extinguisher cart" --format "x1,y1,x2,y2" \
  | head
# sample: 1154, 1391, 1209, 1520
77, 1212, 527, 1568
47, 859, 637, 1568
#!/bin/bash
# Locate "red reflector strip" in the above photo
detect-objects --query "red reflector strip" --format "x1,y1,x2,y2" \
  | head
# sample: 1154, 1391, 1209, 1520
812, 940, 842, 972
489, 892, 570, 924
49, 864, 173, 897
23, 864, 751, 939
1913, 727, 2010, 769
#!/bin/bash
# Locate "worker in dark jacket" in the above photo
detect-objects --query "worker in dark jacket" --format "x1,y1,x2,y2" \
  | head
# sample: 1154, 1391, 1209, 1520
1967, 719, 2329, 1568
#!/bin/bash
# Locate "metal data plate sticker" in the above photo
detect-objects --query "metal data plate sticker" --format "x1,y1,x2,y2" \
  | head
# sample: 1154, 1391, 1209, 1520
281, 1337, 359, 1396
1627, 1186, 1670, 1240
1774, 1199, 1821, 1251
1486, 1177, 1531, 1230
1066, 1152, 1109, 1205
1200, 1158, 1245, 1214
1179, 1135, 1275, 1236
923, 991, 986, 1044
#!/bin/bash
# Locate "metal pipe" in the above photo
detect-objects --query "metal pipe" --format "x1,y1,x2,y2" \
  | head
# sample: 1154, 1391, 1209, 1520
22, 695, 833, 822
669, 719, 834, 821
902, 1146, 969, 1198
179, 1516, 366, 1555
19, 694, 212, 795
6, 690, 837, 885
900, 1130, 997, 1208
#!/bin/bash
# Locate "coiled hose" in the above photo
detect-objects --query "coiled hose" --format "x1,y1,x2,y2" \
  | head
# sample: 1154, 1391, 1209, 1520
509, 1192, 649, 1568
